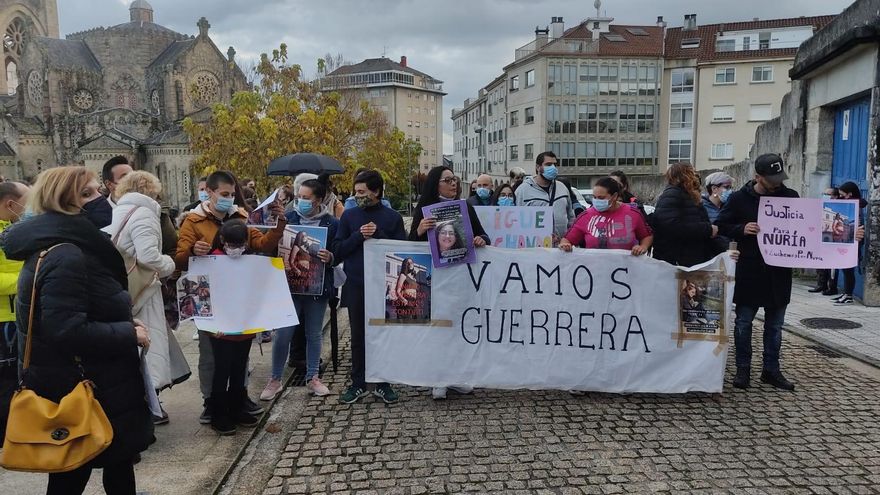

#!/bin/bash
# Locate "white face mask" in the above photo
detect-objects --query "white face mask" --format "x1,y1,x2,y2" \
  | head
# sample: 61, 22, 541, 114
224, 246, 246, 258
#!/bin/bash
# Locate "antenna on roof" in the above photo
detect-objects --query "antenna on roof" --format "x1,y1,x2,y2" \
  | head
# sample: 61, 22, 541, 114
381, 45, 387, 58
594, 0, 601, 17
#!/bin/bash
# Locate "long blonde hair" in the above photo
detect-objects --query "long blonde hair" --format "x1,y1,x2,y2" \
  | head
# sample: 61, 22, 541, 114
665, 162, 702, 204
27, 166, 97, 215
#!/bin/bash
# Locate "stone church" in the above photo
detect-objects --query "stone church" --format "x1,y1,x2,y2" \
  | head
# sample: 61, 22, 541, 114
0, 0, 248, 208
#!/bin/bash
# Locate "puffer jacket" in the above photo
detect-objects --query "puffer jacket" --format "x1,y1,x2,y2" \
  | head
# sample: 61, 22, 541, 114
175, 202, 285, 271
651, 185, 718, 267
0, 219, 22, 323
1, 212, 154, 465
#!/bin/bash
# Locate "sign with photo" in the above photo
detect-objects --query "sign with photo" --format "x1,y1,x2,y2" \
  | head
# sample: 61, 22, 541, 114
757, 197, 859, 269
247, 188, 280, 228
383, 252, 432, 323
278, 225, 328, 296
422, 200, 475, 268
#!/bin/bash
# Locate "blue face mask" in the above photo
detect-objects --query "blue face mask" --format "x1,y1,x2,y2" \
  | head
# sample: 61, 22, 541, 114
296, 199, 313, 216
821, 194, 832, 200
215, 196, 235, 213
497, 196, 514, 207
542, 165, 559, 181
720, 189, 732, 203
593, 198, 610, 212
198, 190, 210, 202
476, 187, 491, 200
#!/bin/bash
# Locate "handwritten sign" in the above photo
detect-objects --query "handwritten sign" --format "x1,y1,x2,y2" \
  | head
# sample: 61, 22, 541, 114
474, 206, 554, 249
757, 197, 859, 269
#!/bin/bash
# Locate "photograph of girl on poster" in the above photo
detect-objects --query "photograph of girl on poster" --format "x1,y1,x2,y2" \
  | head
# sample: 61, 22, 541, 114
678, 273, 725, 335
177, 275, 213, 320
435, 220, 468, 265
384, 253, 432, 323
279, 225, 328, 296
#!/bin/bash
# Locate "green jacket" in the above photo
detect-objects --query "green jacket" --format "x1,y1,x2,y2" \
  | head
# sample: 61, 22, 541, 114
0, 219, 23, 322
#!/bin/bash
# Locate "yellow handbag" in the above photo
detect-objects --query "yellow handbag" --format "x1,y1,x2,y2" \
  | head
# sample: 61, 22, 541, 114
0, 245, 114, 473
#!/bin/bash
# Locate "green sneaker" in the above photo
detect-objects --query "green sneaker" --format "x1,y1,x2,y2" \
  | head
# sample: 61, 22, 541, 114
373, 384, 399, 404
339, 385, 369, 404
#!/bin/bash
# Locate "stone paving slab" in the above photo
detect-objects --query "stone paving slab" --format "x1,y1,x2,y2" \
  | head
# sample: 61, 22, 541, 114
264, 312, 880, 494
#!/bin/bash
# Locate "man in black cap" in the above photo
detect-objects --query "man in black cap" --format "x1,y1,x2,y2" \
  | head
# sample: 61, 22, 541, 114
715, 153, 798, 391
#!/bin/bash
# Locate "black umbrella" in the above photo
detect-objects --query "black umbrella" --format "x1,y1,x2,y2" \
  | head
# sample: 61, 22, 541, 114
267, 153, 344, 176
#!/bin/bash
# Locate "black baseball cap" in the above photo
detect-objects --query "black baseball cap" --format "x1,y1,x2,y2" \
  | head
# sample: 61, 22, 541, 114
755, 153, 788, 185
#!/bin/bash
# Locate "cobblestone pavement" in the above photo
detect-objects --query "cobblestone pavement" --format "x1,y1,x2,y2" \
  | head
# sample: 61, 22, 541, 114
263, 314, 880, 494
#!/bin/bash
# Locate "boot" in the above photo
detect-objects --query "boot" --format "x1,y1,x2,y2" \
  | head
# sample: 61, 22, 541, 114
232, 388, 260, 427
760, 369, 795, 391
732, 367, 750, 389
209, 393, 236, 436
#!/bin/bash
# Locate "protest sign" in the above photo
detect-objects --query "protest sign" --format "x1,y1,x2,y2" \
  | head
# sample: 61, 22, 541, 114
384, 252, 432, 323
364, 240, 733, 394
474, 206, 553, 248
183, 255, 298, 334
422, 200, 475, 268
278, 225, 328, 295
247, 188, 279, 228
757, 197, 859, 269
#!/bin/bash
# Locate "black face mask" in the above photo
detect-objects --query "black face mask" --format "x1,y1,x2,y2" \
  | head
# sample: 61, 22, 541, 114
82, 196, 113, 228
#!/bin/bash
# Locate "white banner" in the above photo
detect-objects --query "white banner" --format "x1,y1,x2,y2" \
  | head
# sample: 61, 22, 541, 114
183, 255, 298, 334
364, 240, 733, 394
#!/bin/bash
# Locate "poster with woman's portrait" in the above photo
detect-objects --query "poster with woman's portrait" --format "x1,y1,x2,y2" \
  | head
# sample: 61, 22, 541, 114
422, 200, 476, 268
278, 225, 328, 295
177, 274, 213, 320
677, 271, 725, 336
383, 252, 432, 324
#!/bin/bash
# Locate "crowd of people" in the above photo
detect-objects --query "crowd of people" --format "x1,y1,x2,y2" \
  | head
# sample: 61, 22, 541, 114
0, 150, 867, 493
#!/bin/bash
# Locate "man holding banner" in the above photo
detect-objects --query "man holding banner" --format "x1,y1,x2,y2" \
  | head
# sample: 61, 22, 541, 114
716, 153, 798, 391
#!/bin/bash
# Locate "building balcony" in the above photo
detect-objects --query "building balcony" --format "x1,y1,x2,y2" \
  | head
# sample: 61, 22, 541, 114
515, 38, 600, 62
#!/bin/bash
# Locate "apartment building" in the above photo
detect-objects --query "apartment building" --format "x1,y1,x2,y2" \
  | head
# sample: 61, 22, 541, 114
324, 56, 446, 172
453, 14, 665, 188
660, 15, 834, 169
451, 93, 486, 182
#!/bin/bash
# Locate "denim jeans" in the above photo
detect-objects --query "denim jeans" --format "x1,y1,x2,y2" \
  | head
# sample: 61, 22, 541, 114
733, 304, 786, 372
272, 296, 328, 381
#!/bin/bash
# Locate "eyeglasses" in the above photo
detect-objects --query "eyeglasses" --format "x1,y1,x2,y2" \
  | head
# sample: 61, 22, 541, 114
439, 177, 459, 185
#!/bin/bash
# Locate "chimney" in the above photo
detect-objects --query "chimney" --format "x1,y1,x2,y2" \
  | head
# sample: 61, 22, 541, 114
227, 46, 236, 63
684, 14, 697, 31
550, 16, 565, 39
400, 55, 407, 68
535, 25, 549, 48
657, 15, 667, 28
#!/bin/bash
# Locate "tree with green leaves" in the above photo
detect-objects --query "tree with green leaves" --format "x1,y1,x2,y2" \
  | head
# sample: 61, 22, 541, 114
184, 44, 421, 208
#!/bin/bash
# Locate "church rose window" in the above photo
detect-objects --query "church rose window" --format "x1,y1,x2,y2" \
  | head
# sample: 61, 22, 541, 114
73, 89, 94, 111
151, 89, 160, 111
27, 70, 42, 107
3, 18, 25, 56
191, 71, 219, 107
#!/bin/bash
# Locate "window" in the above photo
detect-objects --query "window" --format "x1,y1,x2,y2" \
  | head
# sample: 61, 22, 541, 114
668, 140, 692, 163
752, 65, 773, 82
510, 145, 519, 160
749, 104, 772, 121
510, 110, 519, 126
759, 32, 771, 50
525, 107, 535, 124
526, 69, 535, 88
547, 104, 560, 133
671, 69, 694, 93
407, 106, 412, 113
637, 104, 655, 133
742, 36, 751, 50
510, 76, 519, 91
563, 64, 577, 95
715, 67, 735, 84
670, 103, 693, 129
710, 143, 734, 160
712, 105, 735, 122
599, 104, 618, 134
681, 38, 700, 49
562, 104, 577, 133
524, 144, 534, 160
548, 64, 562, 96
415, 121, 420, 128
716, 39, 735, 52
617, 104, 634, 133
407, 121, 412, 127
559, 142, 575, 167
578, 104, 597, 133
579, 64, 599, 96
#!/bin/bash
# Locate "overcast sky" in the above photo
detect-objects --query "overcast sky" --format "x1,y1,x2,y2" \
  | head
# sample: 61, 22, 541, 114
59, 0, 854, 155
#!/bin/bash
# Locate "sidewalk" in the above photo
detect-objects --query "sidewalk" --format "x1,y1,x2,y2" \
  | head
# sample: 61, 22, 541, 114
773, 281, 880, 367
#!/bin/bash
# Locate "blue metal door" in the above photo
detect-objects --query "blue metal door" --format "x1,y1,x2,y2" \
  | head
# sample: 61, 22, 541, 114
831, 97, 870, 298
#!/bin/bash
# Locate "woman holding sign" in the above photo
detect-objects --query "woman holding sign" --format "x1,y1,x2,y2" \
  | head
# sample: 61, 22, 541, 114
559, 177, 653, 255
409, 165, 489, 400
831, 182, 867, 305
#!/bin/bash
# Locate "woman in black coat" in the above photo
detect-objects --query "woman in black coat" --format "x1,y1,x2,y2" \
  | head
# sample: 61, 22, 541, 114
1, 167, 153, 494
409, 165, 490, 246
651, 162, 723, 267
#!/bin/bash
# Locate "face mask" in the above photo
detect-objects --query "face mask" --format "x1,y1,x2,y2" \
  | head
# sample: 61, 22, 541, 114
720, 189, 732, 203
476, 187, 491, 200
82, 195, 113, 228
224, 245, 246, 258
542, 165, 559, 181
215, 196, 235, 213
593, 199, 610, 212
355, 195, 373, 209
497, 196, 514, 207
20, 209, 35, 221
821, 194, 831, 200
296, 199, 313, 216
198, 190, 210, 202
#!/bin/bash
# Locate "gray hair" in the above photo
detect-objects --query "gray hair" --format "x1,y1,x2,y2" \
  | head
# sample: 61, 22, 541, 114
704, 171, 733, 188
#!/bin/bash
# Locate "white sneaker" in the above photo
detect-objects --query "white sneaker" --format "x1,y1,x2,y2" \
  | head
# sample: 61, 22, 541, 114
259, 378, 282, 401
307, 377, 331, 396
431, 387, 447, 400
192, 330, 199, 341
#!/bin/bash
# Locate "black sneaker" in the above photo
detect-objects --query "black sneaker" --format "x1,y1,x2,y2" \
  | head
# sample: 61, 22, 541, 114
760, 370, 795, 391
373, 384, 399, 404
834, 295, 854, 305
732, 368, 750, 389
339, 385, 370, 404
822, 288, 839, 296
211, 417, 237, 436
807, 286, 824, 293
242, 397, 264, 416
152, 411, 169, 426
235, 412, 260, 428
199, 404, 213, 425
